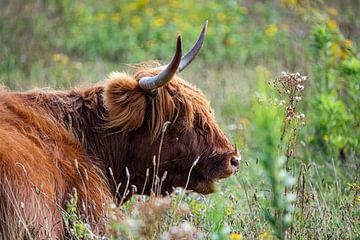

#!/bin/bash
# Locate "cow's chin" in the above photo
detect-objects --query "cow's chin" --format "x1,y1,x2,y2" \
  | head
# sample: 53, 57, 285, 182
191, 163, 237, 194
192, 180, 216, 194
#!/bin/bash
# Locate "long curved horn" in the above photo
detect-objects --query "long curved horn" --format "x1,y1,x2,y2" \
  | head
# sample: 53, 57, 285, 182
178, 20, 208, 72
139, 36, 182, 90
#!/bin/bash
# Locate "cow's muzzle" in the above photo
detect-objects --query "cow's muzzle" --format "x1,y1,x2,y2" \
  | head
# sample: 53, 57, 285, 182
217, 154, 240, 179
230, 156, 240, 169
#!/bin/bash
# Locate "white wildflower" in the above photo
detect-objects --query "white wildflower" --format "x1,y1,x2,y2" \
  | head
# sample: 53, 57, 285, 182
286, 193, 297, 202
297, 84, 304, 90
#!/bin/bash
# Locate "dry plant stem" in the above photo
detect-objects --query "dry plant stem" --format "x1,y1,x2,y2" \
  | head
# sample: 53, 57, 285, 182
181, 156, 200, 200
131, 185, 138, 195
141, 168, 150, 195
296, 164, 306, 239
109, 167, 122, 200
240, 179, 258, 236
158, 171, 168, 196
74, 159, 91, 217
115, 183, 122, 201
241, 179, 253, 213
119, 167, 130, 205
151, 155, 157, 195
154, 121, 171, 195
148, 121, 171, 197
170, 156, 200, 227
108, 167, 117, 191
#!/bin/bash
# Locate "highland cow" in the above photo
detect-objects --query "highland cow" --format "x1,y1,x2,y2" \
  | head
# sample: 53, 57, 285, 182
0, 22, 240, 239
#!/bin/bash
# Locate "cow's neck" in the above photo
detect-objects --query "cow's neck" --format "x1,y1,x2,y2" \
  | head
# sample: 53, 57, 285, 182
55, 87, 131, 196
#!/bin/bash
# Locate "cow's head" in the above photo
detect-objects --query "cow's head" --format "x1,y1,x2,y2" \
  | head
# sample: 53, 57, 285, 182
104, 22, 240, 197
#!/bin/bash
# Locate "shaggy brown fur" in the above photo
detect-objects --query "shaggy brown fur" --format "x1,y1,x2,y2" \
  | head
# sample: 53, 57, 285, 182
0, 89, 111, 239
0, 68, 238, 239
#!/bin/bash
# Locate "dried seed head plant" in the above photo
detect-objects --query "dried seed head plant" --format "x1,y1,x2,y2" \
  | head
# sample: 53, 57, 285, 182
271, 72, 307, 164
269, 72, 308, 238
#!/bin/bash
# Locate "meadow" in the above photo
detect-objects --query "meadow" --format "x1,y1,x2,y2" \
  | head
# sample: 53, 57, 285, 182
0, 0, 359, 239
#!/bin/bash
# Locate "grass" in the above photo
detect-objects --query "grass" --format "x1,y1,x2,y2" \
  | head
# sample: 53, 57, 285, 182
1, 0, 359, 239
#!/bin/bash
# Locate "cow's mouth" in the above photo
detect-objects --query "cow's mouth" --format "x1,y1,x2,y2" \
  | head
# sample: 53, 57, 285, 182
191, 154, 240, 194
192, 172, 234, 195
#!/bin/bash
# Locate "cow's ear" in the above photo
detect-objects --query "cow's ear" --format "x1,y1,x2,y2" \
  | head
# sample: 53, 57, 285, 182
104, 72, 146, 132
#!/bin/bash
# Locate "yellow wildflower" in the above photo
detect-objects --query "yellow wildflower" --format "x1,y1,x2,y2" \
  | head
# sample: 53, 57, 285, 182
225, 36, 235, 46
323, 135, 329, 142
281, 0, 298, 7
169, 0, 180, 8
330, 42, 342, 57
52, 53, 69, 65
349, 183, 360, 191
266, 24, 278, 37
111, 13, 121, 22
131, 15, 142, 28
61, 55, 69, 65
138, 0, 149, 5
52, 53, 60, 62
340, 51, 348, 60
229, 232, 242, 240
356, 196, 360, 203
328, 8, 338, 16
327, 19, 337, 30
258, 231, 272, 240
128, 0, 148, 10
331, 42, 347, 59
95, 13, 106, 21
151, 17, 165, 28
217, 13, 227, 22
127, 2, 138, 11
144, 8, 154, 16
344, 39, 353, 48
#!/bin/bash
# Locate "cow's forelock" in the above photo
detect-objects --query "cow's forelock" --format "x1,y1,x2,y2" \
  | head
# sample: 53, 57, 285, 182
105, 68, 220, 141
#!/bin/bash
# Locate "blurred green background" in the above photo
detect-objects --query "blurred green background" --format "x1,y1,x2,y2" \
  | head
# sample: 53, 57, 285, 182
1, 0, 359, 239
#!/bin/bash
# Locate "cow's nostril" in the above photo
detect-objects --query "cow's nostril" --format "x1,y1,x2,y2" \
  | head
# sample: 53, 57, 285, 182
230, 157, 239, 168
